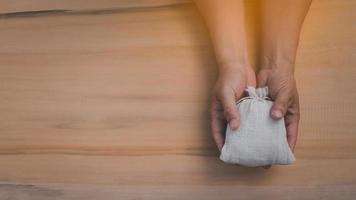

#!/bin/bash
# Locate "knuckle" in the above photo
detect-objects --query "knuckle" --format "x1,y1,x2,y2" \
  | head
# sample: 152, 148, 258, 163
211, 111, 224, 121
224, 107, 236, 119
274, 103, 288, 113
210, 109, 218, 118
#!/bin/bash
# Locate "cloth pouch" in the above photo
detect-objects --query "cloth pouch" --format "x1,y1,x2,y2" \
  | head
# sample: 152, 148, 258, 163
220, 87, 295, 167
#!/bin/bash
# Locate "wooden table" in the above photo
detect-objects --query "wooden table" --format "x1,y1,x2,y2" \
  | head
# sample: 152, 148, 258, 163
0, 0, 355, 199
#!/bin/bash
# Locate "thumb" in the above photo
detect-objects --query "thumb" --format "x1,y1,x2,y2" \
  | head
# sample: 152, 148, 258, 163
220, 90, 240, 130
271, 90, 290, 120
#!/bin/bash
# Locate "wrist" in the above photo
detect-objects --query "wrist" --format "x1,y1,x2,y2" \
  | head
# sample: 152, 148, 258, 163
218, 63, 245, 75
218, 57, 251, 73
214, 42, 250, 72
260, 54, 296, 75
260, 40, 299, 75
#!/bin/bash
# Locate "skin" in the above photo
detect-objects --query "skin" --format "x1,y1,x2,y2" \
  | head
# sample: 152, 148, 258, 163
194, 0, 256, 151
194, 0, 312, 162
258, 0, 312, 153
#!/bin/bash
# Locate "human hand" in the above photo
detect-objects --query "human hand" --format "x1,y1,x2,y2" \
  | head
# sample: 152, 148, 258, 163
211, 65, 256, 151
257, 68, 300, 152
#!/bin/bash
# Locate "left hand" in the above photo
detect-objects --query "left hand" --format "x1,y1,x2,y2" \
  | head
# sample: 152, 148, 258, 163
211, 65, 256, 151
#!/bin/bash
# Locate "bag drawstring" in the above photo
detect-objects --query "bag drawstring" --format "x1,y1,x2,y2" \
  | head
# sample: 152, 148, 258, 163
235, 87, 271, 105
236, 96, 271, 105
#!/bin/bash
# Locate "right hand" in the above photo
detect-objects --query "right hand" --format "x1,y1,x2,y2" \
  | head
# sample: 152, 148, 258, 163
257, 68, 300, 152
210, 65, 256, 151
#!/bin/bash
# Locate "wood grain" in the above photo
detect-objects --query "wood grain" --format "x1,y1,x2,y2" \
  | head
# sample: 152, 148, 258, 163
0, 0, 355, 199
0, 0, 190, 13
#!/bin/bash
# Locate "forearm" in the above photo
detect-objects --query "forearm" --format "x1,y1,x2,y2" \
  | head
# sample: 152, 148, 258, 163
194, 0, 249, 70
260, 0, 312, 73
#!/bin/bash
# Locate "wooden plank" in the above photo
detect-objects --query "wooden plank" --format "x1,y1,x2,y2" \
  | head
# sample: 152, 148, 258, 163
1, 183, 355, 200
0, 0, 189, 14
0, 0, 355, 199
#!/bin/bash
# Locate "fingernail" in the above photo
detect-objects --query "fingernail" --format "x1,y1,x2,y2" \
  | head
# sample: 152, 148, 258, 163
271, 110, 283, 119
229, 119, 239, 130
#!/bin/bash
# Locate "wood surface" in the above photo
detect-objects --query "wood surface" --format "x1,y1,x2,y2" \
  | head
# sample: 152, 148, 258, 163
0, 0, 355, 199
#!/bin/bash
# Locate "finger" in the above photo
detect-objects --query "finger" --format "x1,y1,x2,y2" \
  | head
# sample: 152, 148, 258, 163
285, 93, 300, 152
286, 116, 299, 152
220, 89, 240, 130
211, 98, 226, 151
271, 89, 290, 120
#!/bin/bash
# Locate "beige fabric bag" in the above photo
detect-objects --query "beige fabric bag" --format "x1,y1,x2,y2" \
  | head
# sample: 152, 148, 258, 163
220, 87, 295, 167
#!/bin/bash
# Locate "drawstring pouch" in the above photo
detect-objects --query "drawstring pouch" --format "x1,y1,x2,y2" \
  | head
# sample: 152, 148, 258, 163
220, 87, 295, 167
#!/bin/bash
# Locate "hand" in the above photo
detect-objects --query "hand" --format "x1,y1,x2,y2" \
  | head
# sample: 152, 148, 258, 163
211, 65, 256, 151
257, 68, 300, 152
